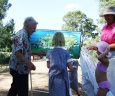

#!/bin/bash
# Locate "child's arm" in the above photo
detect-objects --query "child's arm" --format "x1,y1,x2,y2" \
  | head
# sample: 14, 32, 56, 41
46, 61, 50, 68
67, 61, 76, 72
98, 48, 109, 64
46, 51, 50, 68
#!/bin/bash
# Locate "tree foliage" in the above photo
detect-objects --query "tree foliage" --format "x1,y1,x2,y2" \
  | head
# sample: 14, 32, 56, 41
0, 0, 11, 19
62, 10, 98, 40
0, 0, 15, 52
99, 0, 115, 8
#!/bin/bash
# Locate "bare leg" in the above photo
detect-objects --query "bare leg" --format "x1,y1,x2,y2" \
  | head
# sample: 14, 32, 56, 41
96, 88, 109, 96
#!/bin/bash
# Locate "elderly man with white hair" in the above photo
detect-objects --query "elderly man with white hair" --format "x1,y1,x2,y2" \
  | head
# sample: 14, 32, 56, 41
7, 17, 46, 96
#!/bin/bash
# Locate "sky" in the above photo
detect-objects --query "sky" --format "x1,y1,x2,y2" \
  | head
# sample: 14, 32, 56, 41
3, 0, 99, 31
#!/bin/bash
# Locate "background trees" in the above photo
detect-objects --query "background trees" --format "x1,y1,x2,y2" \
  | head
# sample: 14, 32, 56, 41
62, 10, 98, 43
0, 0, 15, 52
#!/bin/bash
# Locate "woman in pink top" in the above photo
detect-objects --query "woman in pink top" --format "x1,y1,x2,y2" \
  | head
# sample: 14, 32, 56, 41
100, 6, 115, 96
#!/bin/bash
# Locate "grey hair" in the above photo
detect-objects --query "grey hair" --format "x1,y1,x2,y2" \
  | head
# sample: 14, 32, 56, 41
23, 16, 38, 28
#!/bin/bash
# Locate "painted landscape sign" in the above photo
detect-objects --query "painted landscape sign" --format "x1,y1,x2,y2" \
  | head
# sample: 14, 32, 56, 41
30, 29, 81, 59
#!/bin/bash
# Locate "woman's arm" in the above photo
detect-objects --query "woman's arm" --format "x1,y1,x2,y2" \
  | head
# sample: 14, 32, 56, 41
87, 46, 97, 50
109, 43, 115, 49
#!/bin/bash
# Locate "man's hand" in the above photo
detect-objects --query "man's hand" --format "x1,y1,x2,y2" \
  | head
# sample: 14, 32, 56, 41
39, 50, 46, 56
32, 50, 46, 57
26, 61, 36, 70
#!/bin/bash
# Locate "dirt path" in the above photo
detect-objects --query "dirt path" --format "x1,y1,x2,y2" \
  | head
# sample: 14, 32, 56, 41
0, 59, 86, 96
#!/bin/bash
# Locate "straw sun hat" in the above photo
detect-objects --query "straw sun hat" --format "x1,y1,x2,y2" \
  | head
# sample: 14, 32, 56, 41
93, 41, 111, 57
100, 6, 115, 17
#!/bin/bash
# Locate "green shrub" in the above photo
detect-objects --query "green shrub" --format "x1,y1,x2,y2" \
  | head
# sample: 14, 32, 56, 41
0, 52, 11, 65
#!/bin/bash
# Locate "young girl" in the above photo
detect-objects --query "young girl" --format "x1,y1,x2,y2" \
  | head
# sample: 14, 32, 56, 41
46, 32, 75, 96
88, 41, 113, 96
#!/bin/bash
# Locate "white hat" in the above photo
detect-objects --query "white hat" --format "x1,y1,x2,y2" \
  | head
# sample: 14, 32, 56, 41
100, 6, 115, 17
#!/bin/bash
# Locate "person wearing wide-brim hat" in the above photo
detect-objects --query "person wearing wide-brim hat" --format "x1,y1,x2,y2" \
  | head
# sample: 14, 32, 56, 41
100, 6, 115, 96
100, 6, 115, 17
99, 6, 115, 25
